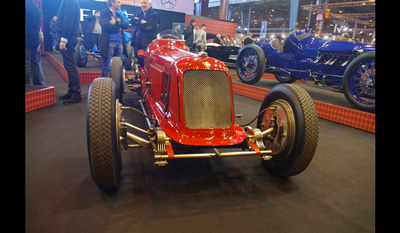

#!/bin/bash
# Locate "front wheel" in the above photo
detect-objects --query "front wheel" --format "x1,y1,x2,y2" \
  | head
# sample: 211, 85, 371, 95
236, 44, 266, 84
87, 78, 122, 191
343, 51, 375, 112
257, 84, 319, 177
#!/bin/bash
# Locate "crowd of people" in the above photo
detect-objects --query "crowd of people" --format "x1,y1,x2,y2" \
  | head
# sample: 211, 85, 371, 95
25, 0, 160, 105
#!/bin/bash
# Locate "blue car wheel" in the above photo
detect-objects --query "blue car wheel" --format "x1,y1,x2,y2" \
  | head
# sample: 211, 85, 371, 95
236, 44, 266, 84
343, 52, 375, 112
75, 37, 87, 67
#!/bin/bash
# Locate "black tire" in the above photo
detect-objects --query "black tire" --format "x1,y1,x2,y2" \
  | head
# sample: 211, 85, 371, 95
110, 56, 124, 102
75, 37, 87, 67
125, 43, 135, 70
342, 51, 375, 112
87, 78, 122, 190
236, 43, 266, 85
257, 84, 319, 177
274, 74, 297, 83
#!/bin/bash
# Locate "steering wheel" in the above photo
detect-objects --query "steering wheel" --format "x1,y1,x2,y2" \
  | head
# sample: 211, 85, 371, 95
159, 34, 179, 40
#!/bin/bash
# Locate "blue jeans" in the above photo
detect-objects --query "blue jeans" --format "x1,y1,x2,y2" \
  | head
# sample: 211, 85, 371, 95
101, 41, 123, 77
50, 32, 58, 48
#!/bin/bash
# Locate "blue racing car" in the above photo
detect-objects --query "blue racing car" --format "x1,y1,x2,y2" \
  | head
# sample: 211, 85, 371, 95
236, 30, 375, 112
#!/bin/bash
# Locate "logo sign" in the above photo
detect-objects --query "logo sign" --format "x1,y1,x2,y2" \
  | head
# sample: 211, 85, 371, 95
161, 0, 176, 9
316, 12, 324, 21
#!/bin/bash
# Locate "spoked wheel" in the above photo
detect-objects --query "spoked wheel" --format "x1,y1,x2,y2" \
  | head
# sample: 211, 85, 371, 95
110, 56, 124, 102
87, 78, 122, 191
75, 37, 87, 67
257, 84, 319, 177
236, 44, 266, 84
343, 51, 375, 112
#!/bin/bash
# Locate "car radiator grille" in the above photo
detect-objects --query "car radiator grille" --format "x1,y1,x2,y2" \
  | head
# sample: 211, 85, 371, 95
182, 69, 232, 129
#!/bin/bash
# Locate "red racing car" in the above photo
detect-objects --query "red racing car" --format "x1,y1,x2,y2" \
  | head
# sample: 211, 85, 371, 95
86, 31, 319, 191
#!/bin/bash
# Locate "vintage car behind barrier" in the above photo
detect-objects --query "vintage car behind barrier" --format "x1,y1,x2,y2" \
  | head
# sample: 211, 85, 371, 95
236, 30, 375, 112
205, 42, 240, 66
86, 31, 319, 191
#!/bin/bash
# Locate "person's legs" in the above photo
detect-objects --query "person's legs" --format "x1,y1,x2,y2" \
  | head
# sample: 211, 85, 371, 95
60, 36, 81, 103
114, 41, 123, 57
101, 41, 118, 77
30, 46, 41, 85
25, 47, 32, 84
36, 49, 45, 85
50, 33, 59, 53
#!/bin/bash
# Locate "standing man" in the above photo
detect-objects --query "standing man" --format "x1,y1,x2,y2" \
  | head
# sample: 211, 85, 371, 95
56, 0, 82, 104
86, 11, 101, 53
194, 24, 207, 53
183, 19, 195, 52
99, 0, 129, 77
25, 0, 41, 85
49, 16, 59, 53
131, 0, 160, 67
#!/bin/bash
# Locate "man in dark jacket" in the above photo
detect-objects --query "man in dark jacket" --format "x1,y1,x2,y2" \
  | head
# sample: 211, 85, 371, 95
56, 0, 82, 104
244, 33, 254, 45
99, 0, 129, 77
183, 19, 195, 52
25, 0, 41, 85
86, 11, 101, 53
131, 0, 160, 67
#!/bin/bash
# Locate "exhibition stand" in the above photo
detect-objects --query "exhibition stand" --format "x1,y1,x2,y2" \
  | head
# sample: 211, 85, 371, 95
26, 0, 374, 133
41, 51, 375, 133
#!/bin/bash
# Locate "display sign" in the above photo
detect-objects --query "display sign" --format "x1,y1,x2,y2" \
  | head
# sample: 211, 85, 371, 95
316, 12, 324, 21
93, 0, 193, 14
260, 21, 268, 38
324, 8, 330, 20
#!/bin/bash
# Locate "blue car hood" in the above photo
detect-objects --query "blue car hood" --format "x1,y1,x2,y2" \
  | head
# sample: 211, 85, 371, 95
319, 40, 375, 54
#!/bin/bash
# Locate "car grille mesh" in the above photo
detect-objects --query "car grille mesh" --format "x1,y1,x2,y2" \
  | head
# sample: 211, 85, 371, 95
182, 69, 232, 129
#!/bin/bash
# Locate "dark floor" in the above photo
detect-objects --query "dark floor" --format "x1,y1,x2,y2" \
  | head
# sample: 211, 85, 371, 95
26, 57, 375, 233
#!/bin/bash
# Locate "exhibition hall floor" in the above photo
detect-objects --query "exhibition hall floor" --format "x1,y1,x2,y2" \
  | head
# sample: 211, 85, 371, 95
26, 57, 375, 232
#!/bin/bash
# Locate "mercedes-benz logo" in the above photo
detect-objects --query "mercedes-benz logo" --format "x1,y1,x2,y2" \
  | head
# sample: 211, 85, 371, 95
161, 0, 176, 9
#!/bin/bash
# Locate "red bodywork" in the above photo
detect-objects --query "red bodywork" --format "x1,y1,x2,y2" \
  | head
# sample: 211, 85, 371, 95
139, 39, 246, 147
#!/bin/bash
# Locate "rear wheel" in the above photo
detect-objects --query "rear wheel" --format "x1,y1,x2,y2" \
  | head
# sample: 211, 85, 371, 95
125, 43, 135, 70
87, 78, 122, 190
257, 84, 319, 177
75, 37, 87, 67
110, 56, 124, 102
